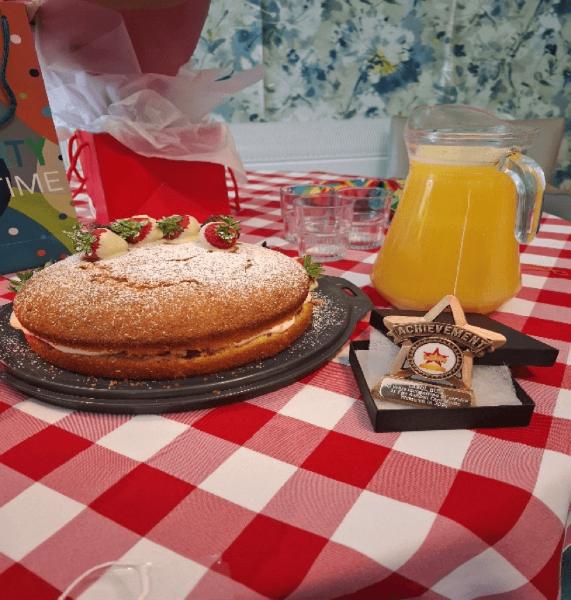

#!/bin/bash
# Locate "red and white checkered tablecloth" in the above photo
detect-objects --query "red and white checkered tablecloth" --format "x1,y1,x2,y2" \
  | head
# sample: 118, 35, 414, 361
0, 171, 570, 599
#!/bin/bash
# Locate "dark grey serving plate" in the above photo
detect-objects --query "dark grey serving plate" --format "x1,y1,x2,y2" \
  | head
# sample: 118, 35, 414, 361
0, 277, 372, 414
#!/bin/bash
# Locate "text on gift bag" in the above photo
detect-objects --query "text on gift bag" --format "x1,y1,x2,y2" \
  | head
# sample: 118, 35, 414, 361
0, 2, 77, 274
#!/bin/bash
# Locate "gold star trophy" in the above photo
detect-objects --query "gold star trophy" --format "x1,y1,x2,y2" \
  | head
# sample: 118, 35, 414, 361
372, 295, 506, 408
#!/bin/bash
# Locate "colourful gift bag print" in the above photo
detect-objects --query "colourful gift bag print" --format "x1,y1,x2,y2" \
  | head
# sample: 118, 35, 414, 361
0, 2, 76, 274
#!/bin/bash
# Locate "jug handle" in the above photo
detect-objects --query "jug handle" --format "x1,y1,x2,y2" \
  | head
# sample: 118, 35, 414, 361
498, 152, 545, 244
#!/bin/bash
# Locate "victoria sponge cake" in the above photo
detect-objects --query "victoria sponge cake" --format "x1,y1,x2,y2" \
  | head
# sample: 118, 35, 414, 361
11, 238, 313, 379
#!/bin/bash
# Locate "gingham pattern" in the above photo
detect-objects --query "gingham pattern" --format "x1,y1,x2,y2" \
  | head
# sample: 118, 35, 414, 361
0, 171, 570, 600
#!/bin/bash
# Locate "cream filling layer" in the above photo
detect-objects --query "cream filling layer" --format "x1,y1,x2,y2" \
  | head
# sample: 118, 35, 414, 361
11, 312, 108, 356
10, 297, 310, 358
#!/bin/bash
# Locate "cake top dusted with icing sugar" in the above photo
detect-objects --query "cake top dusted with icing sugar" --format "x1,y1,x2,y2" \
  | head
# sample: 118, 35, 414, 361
87, 241, 295, 288
13, 241, 311, 349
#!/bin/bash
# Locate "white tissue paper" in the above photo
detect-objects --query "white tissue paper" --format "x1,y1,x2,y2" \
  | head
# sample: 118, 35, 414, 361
34, 0, 263, 176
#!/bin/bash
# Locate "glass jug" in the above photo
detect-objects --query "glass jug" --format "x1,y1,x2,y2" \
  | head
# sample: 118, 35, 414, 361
371, 105, 545, 313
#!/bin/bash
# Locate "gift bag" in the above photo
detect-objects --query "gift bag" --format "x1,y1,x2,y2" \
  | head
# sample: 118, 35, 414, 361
0, 2, 77, 274
68, 130, 237, 223
35, 0, 262, 224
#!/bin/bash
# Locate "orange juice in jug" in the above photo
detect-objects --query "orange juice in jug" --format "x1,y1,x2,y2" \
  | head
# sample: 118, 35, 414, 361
371, 106, 545, 313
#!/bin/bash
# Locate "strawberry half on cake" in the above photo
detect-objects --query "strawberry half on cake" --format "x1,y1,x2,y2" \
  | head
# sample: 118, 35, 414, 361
10, 215, 315, 380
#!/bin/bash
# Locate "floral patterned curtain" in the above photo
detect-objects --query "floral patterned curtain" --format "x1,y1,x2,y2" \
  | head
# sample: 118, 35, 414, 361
194, 0, 570, 187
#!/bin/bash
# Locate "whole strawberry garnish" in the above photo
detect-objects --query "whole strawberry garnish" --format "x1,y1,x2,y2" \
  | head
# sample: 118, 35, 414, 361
159, 215, 189, 239
67, 225, 127, 261
202, 223, 238, 249
110, 216, 163, 244
158, 214, 200, 241
110, 217, 148, 243
201, 217, 240, 249
200, 216, 240, 249
67, 224, 99, 258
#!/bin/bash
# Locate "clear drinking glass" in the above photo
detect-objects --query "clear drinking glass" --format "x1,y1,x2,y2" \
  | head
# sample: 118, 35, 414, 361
293, 192, 353, 262
279, 185, 305, 243
335, 187, 391, 250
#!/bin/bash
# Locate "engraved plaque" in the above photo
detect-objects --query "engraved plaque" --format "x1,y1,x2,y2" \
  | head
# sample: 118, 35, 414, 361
375, 376, 473, 408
